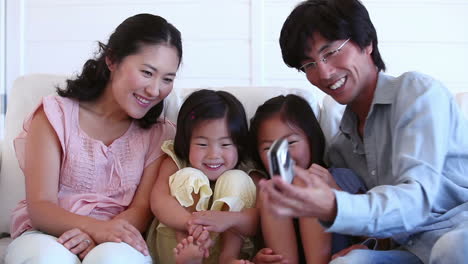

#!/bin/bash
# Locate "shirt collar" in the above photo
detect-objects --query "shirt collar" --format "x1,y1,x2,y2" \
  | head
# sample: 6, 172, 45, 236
373, 71, 398, 105
340, 72, 397, 135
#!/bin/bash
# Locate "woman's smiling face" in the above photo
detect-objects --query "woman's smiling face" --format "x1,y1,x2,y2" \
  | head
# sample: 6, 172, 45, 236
107, 44, 180, 119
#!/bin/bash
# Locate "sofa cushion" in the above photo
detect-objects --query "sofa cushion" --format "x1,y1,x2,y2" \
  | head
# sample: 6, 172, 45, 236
0, 74, 320, 235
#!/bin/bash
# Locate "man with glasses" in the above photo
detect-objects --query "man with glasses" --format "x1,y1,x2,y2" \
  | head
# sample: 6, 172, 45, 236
259, 0, 468, 263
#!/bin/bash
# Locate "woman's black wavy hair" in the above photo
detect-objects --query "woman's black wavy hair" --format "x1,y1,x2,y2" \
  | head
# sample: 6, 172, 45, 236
57, 13, 182, 128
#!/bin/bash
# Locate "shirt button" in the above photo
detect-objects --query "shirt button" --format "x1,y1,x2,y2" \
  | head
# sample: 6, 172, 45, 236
371, 170, 376, 175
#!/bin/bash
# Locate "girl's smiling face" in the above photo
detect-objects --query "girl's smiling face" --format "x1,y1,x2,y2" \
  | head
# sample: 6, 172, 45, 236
189, 117, 239, 181
257, 113, 312, 171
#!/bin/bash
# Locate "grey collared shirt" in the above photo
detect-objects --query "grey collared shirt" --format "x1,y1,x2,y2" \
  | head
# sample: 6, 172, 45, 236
325, 71, 468, 263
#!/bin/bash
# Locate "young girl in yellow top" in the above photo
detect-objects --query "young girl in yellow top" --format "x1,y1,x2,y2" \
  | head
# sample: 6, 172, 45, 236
149, 89, 258, 264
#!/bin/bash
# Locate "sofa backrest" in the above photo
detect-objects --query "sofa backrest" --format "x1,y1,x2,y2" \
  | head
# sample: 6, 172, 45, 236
0, 74, 321, 234
319, 95, 346, 145
165, 86, 321, 124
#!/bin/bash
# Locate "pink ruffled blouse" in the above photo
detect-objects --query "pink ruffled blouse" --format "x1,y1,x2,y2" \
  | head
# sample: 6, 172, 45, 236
10, 95, 175, 238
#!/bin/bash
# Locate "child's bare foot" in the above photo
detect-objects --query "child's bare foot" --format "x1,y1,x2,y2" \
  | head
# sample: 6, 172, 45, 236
174, 236, 204, 264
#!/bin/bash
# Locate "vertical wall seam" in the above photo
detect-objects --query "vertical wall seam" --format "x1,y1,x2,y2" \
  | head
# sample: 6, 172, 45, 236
250, 0, 264, 86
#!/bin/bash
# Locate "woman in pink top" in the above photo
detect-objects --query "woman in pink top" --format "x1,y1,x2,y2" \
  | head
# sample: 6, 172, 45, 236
5, 13, 182, 264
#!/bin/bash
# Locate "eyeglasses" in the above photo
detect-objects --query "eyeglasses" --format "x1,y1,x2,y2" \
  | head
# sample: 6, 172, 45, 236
299, 38, 351, 73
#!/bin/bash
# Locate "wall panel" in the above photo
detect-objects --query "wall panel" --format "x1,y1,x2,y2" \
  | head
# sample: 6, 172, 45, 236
5, 0, 468, 102
22, 0, 251, 90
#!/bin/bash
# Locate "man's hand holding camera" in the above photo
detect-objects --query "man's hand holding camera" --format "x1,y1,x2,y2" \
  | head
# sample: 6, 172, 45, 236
259, 165, 338, 222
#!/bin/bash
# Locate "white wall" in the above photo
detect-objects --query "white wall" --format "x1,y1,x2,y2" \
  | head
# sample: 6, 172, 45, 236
5, 0, 25, 104
0, 0, 6, 138
4, 0, 468, 102
0, 0, 5, 95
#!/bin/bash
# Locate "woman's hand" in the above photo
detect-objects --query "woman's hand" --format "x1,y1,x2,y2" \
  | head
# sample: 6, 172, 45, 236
87, 218, 149, 256
57, 228, 95, 259
252, 248, 288, 264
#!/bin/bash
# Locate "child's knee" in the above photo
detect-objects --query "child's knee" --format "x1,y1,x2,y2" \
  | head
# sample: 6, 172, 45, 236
212, 170, 256, 211
169, 167, 212, 211
217, 169, 250, 183
215, 170, 255, 197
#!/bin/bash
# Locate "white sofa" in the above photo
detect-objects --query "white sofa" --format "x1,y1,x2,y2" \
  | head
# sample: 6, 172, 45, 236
0, 73, 336, 262
0, 74, 466, 263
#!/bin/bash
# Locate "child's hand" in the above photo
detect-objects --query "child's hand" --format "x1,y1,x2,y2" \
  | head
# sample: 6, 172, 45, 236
57, 228, 95, 259
252, 248, 288, 264
177, 225, 213, 258
307, 163, 341, 190
189, 211, 235, 233
187, 223, 205, 240
187, 224, 214, 255
193, 229, 214, 258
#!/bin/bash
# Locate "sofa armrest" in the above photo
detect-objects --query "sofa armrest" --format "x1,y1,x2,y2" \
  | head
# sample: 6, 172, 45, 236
0, 74, 67, 234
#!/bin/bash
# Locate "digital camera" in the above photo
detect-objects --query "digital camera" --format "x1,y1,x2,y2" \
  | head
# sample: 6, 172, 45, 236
267, 137, 295, 184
